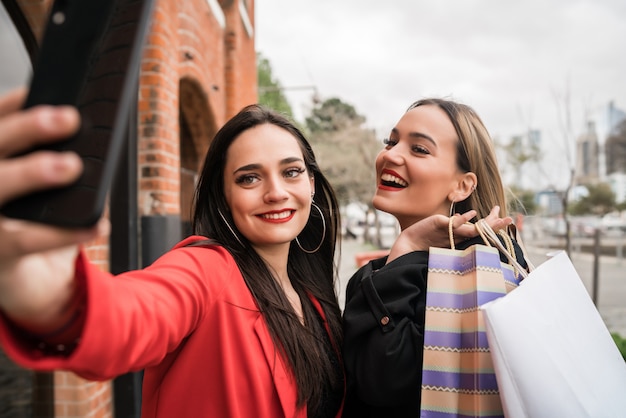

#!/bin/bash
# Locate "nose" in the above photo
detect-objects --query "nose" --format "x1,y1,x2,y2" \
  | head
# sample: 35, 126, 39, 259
381, 143, 405, 165
264, 176, 289, 202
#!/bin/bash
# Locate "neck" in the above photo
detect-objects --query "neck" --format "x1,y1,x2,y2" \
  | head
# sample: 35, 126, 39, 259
253, 243, 290, 286
254, 243, 304, 324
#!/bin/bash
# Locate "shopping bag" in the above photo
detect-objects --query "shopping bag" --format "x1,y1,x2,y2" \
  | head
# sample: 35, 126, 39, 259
421, 229, 524, 417
482, 250, 626, 418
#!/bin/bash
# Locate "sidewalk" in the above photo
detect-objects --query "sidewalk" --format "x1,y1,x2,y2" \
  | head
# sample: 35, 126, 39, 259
337, 238, 626, 336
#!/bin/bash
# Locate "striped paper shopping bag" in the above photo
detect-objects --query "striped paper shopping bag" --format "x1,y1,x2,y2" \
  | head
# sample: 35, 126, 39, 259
420, 244, 522, 418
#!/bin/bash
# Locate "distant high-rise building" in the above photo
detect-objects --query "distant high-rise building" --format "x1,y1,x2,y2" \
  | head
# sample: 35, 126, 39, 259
605, 126, 626, 176
604, 101, 626, 177
608, 101, 626, 136
575, 120, 599, 185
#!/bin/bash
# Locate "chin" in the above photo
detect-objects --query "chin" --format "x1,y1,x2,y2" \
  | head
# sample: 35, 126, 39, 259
372, 195, 394, 214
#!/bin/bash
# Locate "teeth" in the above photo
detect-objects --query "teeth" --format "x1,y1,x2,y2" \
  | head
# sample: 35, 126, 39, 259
261, 211, 292, 220
381, 173, 408, 187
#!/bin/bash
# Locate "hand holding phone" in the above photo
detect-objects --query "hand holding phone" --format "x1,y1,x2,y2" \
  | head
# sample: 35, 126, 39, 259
0, 0, 154, 227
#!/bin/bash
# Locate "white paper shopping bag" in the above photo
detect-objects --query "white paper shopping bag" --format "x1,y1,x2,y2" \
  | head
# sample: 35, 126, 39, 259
481, 251, 626, 418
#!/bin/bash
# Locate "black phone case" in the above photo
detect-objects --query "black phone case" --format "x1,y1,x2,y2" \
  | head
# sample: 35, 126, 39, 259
0, 0, 154, 227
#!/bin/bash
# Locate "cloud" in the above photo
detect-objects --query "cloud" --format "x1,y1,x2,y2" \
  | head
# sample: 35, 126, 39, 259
257, 1, 625, 122
256, 0, 626, 187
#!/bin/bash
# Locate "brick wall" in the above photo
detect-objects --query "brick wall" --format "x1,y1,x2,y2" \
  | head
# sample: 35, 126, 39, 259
0, 350, 32, 417
1, 0, 257, 416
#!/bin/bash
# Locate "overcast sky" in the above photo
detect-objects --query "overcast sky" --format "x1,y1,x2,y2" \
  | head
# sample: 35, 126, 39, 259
256, 0, 626, 187
2, 2, 624, 189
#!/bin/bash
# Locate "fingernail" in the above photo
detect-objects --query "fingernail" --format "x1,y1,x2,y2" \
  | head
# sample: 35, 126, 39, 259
40, 106, 78, 130
51, 152, 82, 177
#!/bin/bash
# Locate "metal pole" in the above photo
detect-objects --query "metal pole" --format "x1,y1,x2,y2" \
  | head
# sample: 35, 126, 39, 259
591, 228, 600, 306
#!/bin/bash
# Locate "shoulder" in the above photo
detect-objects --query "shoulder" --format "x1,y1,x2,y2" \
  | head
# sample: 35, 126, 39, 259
150, 235, 239, 278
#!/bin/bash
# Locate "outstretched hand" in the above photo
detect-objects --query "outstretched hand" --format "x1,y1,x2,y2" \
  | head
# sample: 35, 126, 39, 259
0, 88, 107, 258
386, 206, 512, 264
0, 88, 108, 330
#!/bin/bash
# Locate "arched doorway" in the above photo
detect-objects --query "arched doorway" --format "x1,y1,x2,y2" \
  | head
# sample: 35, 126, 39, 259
179, 78, 217, 235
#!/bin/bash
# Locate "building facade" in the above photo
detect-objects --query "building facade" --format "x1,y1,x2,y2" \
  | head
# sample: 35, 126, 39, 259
575, 120, 600, 186
0, 0, 257, 416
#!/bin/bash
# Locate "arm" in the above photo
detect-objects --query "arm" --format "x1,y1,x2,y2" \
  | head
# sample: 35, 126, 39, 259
0, 88, 106, 338
342, 207, 515, 410
0, 239, 230, 380
343, 251, 429, 405
386, 206, 512, 264
0, 88, 222, 379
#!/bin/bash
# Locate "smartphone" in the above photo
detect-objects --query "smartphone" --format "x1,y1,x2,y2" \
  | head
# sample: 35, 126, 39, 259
0, 0, 154, 227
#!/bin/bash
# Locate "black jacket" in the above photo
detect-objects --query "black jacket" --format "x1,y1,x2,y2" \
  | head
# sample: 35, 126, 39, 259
341, 236, 528, 418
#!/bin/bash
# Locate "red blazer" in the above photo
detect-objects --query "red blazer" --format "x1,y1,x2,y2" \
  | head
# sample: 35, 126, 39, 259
0, 236, 343, 418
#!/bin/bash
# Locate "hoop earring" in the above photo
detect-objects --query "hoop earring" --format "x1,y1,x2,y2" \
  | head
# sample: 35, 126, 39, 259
449, 198, 456, 217
218, 209, 243, 247
295, 202, 326, 254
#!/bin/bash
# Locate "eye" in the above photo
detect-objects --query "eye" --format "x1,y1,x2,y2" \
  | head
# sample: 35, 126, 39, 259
234, 173, 259, 185
411, 144, 430, 155
383, 138, 398, 147
285, 167, 306, 179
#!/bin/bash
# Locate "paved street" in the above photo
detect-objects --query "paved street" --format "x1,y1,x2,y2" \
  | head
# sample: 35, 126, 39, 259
336, 237, 626, 337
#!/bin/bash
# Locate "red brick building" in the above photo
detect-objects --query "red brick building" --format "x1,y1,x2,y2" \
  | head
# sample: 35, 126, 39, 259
0, 0, 257, 416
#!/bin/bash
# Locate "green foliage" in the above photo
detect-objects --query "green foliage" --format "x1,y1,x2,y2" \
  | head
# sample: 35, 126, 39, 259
305, 98, 381, 206
568, 183, 616, 216
305, 97, 365, 133
611, 333, 626, 361
256, 53, 293, 119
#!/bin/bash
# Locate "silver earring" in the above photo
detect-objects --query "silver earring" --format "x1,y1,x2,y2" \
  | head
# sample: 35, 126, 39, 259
218, 209, 243, 246
295, 202, 326, 254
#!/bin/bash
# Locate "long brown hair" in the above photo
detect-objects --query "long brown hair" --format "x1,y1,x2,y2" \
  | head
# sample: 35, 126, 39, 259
191, 104, 343, 410
407, 98, 507, 219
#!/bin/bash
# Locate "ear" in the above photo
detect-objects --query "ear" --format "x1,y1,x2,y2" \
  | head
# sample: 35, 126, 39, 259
309, 176, 315, 199
448, 172, 477, 202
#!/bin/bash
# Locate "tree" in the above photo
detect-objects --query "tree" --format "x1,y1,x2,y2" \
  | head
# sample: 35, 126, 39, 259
568, 183, 616, 216
256, 53, 294, 118
305, 97, 384, 246
305, 97, 380, 204
305, 97, 365, 133
551, 81, 577, 256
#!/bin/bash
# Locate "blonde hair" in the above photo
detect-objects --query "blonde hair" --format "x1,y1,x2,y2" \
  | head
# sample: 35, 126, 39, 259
407, 98, 507, 219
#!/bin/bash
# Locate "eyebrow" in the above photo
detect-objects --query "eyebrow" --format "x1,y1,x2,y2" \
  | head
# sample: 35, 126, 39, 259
391, 128, 437, 147
233, 157, 304, 174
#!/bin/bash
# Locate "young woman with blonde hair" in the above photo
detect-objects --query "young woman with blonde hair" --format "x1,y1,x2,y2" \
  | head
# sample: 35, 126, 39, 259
342, 98, 528, 417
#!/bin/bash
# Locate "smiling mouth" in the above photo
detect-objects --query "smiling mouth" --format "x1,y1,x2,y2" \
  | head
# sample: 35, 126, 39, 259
259, 210, 294, 220
380, 172, 408, 188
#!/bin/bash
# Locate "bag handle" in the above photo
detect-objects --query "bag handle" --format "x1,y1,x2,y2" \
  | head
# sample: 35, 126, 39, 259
506, 223, 536, 271
449, 216, 490, 250
448, 216, 499, 250
475, 219, 529, 279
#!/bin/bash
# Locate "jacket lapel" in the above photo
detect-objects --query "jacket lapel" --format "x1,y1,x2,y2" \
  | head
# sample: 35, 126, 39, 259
254, 315, 303, 418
